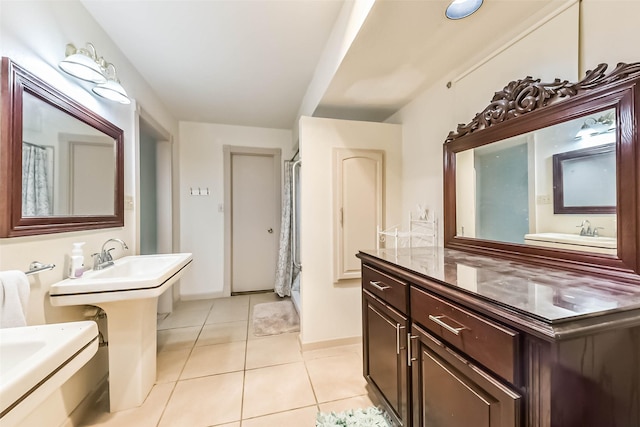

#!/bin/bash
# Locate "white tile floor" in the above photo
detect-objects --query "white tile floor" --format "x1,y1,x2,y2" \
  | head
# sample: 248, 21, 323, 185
78, 292, 376, 426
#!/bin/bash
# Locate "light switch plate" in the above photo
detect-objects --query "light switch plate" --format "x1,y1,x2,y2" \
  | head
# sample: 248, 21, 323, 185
124, 195, 134, 210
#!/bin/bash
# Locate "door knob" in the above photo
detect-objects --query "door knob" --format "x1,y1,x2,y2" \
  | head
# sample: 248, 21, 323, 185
268, 228, 273, 233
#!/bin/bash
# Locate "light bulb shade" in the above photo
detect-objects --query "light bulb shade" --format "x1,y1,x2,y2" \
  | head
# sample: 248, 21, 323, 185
92, 80, 131, 104
59, 53, 107, 83
446, 0, 483, 20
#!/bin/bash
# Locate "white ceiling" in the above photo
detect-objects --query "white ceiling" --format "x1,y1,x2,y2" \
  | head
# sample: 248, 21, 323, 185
81, 0, 344, 129
82, 0, 567, 130
316, 0, 565, 121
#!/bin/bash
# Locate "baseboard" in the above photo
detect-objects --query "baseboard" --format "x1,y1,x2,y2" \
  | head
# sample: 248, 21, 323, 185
299, 335, 362, 352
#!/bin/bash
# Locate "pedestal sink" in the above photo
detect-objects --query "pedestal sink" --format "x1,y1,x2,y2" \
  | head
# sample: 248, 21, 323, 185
49, 253, 193, 412
524, 233, 617, 255
0, 321, 98, 426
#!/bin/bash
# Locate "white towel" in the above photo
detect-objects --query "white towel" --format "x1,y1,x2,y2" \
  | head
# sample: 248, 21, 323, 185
0, 270, 30, 328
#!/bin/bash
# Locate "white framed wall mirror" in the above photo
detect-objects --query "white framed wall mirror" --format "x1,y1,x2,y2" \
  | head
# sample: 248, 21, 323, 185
444, 62, 640, 281
0, 57, 124, 237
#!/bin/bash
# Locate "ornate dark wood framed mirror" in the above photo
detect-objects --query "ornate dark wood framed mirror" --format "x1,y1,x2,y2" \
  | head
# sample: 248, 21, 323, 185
0, 57, 124, 237
443, 63, 640, 282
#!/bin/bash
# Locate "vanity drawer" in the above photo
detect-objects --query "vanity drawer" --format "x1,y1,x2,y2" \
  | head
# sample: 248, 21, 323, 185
411, 286, 518, 384
362, 265, 407, 312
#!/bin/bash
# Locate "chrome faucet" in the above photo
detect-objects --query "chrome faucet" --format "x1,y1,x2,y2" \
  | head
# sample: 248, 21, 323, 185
577, 219, 592, 236
576, 220, 603, 237
92, 238, 129, 270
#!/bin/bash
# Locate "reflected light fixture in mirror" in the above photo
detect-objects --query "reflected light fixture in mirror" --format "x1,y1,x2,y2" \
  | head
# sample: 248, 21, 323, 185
59, 43, 131, 105
574, 112, 616, 139
445, 0, 483, 20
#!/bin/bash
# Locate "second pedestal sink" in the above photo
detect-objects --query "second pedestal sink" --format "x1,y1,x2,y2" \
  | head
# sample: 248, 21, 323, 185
524, 233, 616, 255
49, 253, 193, 412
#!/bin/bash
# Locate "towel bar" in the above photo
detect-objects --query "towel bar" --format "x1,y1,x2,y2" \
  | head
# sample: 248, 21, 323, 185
25, 261, 55, 276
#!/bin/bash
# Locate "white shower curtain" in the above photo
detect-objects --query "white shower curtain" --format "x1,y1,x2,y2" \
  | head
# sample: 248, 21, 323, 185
22, 143, 52, 216
274, 161, 299, 297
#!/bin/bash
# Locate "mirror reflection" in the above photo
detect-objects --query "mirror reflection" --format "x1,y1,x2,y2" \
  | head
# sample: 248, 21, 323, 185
22, 91, 116, 217
455, 108, 617, 255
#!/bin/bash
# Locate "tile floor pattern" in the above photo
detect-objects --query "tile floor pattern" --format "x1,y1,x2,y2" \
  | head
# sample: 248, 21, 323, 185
79, 292, 377, 426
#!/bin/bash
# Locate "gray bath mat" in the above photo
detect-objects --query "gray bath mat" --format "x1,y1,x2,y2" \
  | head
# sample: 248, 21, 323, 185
252, 300, 300, 336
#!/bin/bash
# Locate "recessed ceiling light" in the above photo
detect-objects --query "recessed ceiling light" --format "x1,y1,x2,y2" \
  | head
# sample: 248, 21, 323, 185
445, 0, 483, 20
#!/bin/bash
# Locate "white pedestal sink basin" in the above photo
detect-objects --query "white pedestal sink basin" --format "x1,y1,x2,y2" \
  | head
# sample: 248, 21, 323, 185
49, 253, 193, 412
0, 321, 98, 426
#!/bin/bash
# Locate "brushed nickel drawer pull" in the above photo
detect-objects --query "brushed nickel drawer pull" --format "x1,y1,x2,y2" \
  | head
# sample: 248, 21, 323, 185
428, 315, 467, 336
369, 281, 391, 291
408, 334, 418, 366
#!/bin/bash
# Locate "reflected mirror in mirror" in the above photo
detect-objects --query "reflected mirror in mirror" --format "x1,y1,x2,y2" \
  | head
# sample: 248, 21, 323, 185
455, 108, 617, 255
553, 142, 615, 214
22, 92, 116, 217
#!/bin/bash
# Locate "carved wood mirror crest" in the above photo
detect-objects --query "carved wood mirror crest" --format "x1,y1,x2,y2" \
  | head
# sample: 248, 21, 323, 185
446, 62, 640, 143
443, 62, 640, 282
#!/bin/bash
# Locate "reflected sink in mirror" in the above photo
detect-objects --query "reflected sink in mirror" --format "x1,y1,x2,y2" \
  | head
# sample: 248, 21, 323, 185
0, 321, 98, 426
50, 253, 193, 305
524, 232, 616, 255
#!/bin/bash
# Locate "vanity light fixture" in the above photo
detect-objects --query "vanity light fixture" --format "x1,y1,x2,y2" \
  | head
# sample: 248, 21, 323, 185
59, 42, 130, 104
92, 63, 131, 105
59, 43, 107, 83
445, 0, 483, 20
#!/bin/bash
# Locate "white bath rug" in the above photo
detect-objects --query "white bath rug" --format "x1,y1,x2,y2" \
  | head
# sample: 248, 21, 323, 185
316, 407, 392, 427
252, 299, 300, 336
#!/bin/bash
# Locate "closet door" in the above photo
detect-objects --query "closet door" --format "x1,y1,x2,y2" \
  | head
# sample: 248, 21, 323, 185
333, 148, 383, 281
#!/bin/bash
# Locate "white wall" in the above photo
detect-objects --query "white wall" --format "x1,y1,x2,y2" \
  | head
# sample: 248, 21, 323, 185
389, 3, 581, 236
178, 122, 293, 299
389, 0, 640, 255
0, 1, 178, 425
580, 0, 640, 74
299, 116, 402, 347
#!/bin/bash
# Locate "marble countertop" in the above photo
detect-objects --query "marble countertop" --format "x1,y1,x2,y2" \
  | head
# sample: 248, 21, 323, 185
359, 247, 640, 324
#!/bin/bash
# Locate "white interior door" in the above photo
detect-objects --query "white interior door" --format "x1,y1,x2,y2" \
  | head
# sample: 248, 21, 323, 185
70, 141, 114, 215
231, 152, 280, 293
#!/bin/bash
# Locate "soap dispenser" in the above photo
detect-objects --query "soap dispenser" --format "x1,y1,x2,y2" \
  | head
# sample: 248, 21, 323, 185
68, 242, 85, 279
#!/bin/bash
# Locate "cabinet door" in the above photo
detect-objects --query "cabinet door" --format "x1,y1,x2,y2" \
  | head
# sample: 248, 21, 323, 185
334, 148, 384, 281
363, 290, 409, 426
411, 324, 521, 427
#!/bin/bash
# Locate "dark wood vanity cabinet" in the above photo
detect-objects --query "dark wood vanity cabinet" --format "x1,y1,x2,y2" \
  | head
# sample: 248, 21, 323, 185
359, 249, 640, 427
362, 261, 521, 427
362, 265, 410, 426
410, 324, 521, 427
363, 290, 409, 425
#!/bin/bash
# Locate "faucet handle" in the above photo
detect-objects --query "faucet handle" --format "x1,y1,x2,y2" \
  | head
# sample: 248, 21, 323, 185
103, 248, 116, 262
576, 222, 586, 235
91, 253, 102, 269
593, 227, 604, 237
